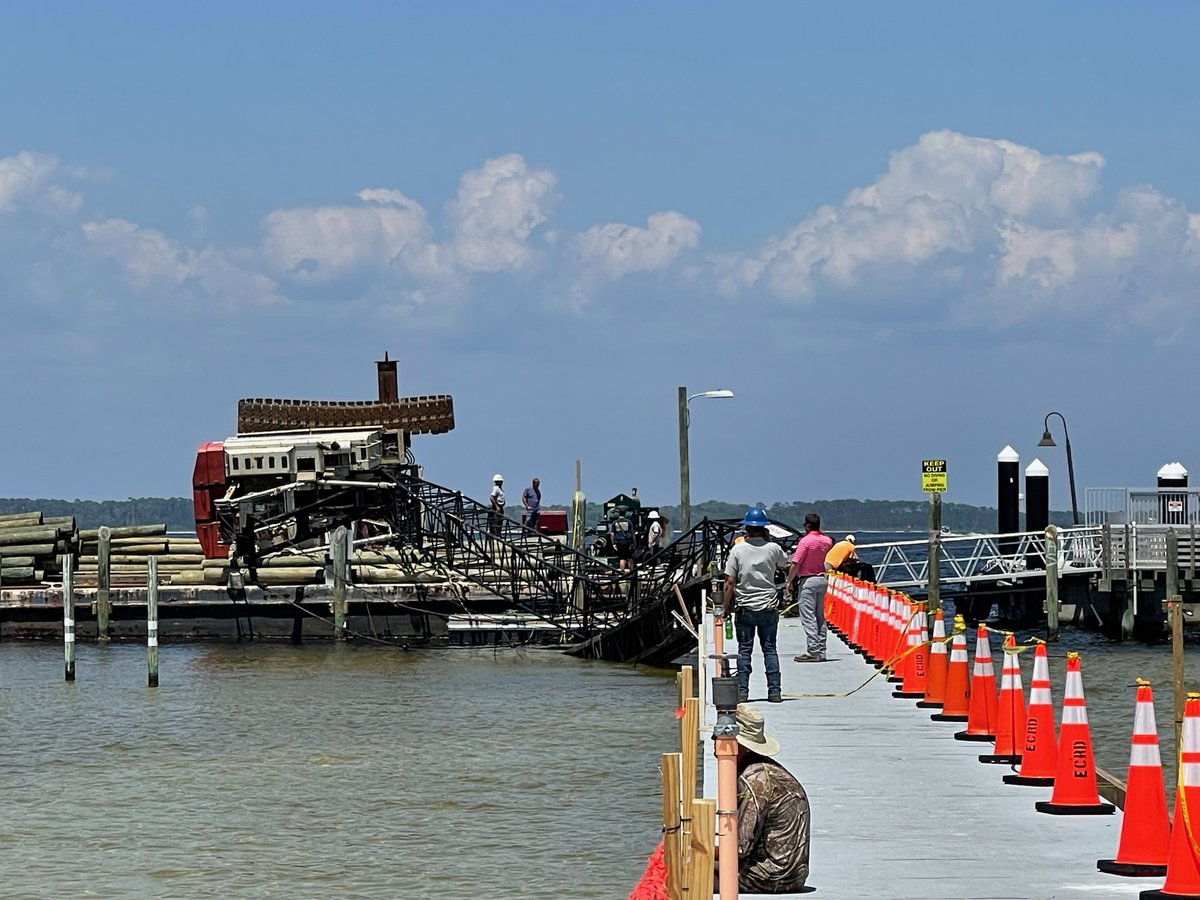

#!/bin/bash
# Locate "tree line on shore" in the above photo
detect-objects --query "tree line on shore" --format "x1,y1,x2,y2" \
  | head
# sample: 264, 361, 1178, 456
0, 495, 1074, 535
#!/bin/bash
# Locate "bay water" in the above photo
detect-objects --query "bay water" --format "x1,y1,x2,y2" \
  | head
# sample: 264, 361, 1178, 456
0, 644, 674, 898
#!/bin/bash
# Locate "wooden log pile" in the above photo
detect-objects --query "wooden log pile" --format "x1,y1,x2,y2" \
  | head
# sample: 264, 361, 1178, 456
0, 511, 78, 584
75, 525, 206, 587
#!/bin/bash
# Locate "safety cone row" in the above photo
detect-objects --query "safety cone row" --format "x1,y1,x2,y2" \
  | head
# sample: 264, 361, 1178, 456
955, 625, 998, 742
1004, 642, 1057, 787
916, 609, 948, 709
1142, 693, 1200, 899
1098, 680, 1169, 878
931, 621, 970, 723
1035, 652, 1114, 816
980, 634, 1026, 764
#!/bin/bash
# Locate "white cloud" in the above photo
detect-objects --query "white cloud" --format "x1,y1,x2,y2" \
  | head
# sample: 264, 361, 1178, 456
261, 189, 431, 283
578, 211, 701, 279
0, 150, 82, 216
448, 154, 558, 272
722, 130, 1200, 333
83, 217, 282, 303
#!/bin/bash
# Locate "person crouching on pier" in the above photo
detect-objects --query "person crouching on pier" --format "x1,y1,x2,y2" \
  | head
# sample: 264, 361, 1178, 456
714, 704, 811, 893
723, 508, 790, 703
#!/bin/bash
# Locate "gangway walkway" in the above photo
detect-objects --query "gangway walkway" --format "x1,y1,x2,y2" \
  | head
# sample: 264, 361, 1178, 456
697, 611, 1154, 898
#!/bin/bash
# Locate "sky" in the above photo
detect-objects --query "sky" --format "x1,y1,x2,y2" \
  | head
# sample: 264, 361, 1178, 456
2, 2, 1199, 513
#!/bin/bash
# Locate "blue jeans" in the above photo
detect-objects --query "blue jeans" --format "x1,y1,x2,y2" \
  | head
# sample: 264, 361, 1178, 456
735, 606, 781, 698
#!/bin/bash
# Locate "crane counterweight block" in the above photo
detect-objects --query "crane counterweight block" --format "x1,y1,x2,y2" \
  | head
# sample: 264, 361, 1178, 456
236, 394, 455, 435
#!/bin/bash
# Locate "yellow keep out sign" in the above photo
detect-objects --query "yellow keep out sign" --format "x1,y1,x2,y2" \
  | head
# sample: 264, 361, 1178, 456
921, 459, 947, 494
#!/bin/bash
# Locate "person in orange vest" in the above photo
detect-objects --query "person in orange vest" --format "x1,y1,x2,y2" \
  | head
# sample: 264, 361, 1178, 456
825, 534, 858, 576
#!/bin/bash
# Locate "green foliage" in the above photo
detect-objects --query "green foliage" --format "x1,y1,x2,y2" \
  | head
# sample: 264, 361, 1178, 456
0, 497, 195, 531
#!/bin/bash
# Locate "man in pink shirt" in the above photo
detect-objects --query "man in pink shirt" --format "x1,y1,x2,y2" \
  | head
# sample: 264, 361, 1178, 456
786, 513, 833, 662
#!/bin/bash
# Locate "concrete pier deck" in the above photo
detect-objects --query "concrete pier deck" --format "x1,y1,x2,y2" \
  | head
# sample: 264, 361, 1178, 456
700, 614, 1162, 898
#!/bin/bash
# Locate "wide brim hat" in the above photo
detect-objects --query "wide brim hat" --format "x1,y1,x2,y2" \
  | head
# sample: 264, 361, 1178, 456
735, 704, 781, 757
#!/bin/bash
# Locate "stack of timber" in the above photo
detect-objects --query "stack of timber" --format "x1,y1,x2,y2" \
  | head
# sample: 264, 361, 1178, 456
0, 511, 78, 585
75, 525, 206, 587
177, 544, 448, 587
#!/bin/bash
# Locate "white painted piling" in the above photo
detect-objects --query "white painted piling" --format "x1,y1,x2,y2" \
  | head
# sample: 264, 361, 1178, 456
147, 556, 159, 687
62, 553, 75, 682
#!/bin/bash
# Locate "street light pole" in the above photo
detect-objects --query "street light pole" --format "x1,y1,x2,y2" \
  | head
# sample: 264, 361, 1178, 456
678, 387, 735, 534
1038, 411, 1080, 526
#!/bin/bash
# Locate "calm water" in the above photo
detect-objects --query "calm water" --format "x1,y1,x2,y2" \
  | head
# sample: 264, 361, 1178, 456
0, 644, 675, 899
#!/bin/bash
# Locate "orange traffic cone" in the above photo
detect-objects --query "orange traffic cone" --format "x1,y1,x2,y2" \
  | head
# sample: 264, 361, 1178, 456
1142, 693, 1200, 899
955, 625, 999, 743
931, 618, 970, 723
917, 609, 948, 709
1035, 652, 1114, 815
980, 635, 1026, 764
1098, 680, 1169, 877
1004, 642, 1057, 787
893, 604, 928, 700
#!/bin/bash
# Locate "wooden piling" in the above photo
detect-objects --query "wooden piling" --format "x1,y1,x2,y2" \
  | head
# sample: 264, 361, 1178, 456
661, 751, 683, 900
62, 554, 75, 682
927, 494, 941, 613
1045, 525, 1059, 641
147, 556, 159, 687
332, 525, 348, 640
687, 798, 716, 899
96, 526, 111, 642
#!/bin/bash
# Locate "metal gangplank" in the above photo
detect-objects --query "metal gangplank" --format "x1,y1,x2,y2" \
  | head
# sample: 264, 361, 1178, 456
860, 523, 1200, 592
392, 474, 731, 642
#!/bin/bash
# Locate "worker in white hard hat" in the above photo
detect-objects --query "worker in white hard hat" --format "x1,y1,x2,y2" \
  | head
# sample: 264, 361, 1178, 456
824, 533, 859, 576
488, 474, 506, 536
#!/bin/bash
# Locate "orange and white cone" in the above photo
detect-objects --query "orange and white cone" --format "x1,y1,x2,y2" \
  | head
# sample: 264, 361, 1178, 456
893, 604, 928, 700
955, 625, 999, 743
1004, 642, 1057, 787
1141, 694, 1200, 899
1035, 652, 1114, 815
980, 635, 1026, 764
1098, 680, 1169, 877
917, 609, 948, 709
931, 618, 970, 723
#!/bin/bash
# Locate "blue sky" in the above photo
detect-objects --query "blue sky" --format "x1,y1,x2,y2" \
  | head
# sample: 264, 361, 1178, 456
2, 2, 1199, 512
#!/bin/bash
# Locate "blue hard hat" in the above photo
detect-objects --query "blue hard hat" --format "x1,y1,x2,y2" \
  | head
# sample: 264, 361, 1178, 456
742, 508, 769, 528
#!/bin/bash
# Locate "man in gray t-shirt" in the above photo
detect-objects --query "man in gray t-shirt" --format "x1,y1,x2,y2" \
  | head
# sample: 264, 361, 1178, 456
723, 508, 790, 703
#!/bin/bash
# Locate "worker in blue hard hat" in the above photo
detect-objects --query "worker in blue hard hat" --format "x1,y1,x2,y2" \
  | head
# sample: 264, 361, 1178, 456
723, 507, 790, 703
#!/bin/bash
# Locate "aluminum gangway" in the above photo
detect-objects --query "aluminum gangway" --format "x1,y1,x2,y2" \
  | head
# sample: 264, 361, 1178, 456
859, 523, 1200, 592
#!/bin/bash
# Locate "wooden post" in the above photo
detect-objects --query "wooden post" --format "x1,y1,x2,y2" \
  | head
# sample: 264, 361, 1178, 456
147, 556, 159, 687
681, 695, 699, 878
662, 751, 684, 900
927, 494, 941, 614
687, 798, 716, 899
332, 525, 348, 640
1045, 525, 1060, 641
1172, 597, 1184, 761
96, 526, 111, 642
62, 553, 75, 682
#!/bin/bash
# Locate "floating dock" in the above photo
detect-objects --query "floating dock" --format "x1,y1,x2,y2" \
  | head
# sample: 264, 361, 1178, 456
693, 613, 1160, 898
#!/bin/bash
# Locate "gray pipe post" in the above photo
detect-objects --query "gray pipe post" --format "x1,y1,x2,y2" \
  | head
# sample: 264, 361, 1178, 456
678, 386, 690, 534
332, 525, 348, 640
1045, 525, 1060, 641
96, 525, 111, 642
927, 493, 941, 614
1167, 528, 1183, 756
147, 556, 159, 687
62, 553, 75, 682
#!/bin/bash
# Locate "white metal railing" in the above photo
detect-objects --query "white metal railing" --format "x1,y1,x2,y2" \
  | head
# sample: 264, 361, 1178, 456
861, 523, 1200, 591
858, 526, 1105, 591
1086, 486, 1200, 527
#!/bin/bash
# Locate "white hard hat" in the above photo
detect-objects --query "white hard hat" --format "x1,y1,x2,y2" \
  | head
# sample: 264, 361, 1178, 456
845, 534, 856, 544
493, 473, 504, 482
647, 511, 660, 519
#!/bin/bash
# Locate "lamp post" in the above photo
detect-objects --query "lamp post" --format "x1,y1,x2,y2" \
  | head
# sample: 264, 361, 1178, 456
1037, 411, 1080, 526
678, 387, 735, 534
